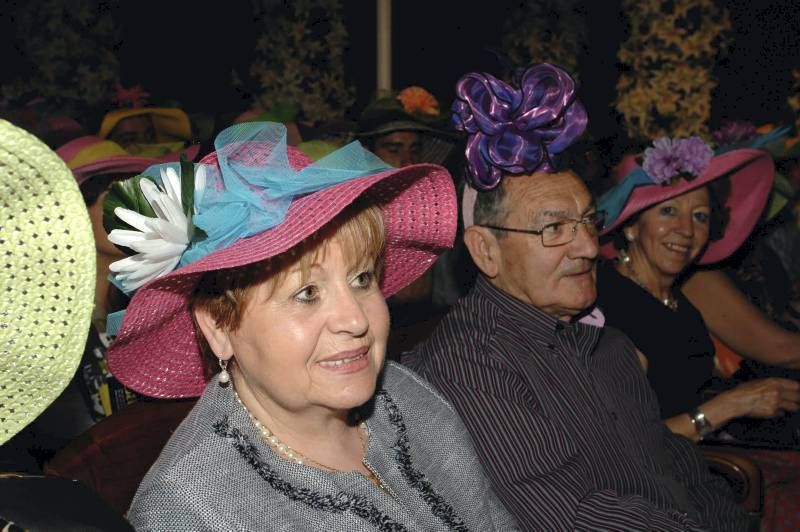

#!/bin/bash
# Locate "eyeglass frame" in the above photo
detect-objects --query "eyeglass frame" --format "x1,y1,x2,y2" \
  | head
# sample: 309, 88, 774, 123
478, 210, 606, 247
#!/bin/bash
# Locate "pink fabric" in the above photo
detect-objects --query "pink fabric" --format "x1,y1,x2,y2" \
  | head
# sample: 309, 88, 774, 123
577, 307, 605, 328
612, 154, 640, 184
462, 183, 477, 228
56, 136, 104, 162
56, 136, 200, 184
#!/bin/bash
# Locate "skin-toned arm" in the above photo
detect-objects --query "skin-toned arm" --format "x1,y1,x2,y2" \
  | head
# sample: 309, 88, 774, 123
663, 378, 800, 441
682, 268, 800, 369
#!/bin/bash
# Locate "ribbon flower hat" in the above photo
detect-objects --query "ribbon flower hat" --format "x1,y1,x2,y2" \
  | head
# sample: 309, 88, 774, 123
103, 121, 456, 397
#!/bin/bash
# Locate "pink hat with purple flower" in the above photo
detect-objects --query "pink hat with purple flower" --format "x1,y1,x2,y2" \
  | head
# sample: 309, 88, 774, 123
598, 136, 774, 264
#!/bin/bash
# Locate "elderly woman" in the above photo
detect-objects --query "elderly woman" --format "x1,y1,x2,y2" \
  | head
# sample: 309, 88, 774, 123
595, 137, 800, 529
105, 122, 516, 530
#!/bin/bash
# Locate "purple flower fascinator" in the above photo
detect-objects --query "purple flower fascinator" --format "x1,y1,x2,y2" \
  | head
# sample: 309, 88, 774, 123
451, 63, 588, 191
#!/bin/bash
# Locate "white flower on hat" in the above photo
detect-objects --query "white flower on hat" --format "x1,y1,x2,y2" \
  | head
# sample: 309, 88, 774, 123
108, 166, 205, 292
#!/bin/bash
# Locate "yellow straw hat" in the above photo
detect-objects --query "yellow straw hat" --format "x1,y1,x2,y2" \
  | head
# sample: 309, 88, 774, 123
0, 120, 96, 445
97, 108, 192, 142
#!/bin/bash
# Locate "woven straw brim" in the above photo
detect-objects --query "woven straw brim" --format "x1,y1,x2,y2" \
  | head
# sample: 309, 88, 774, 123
0, 120, 96, 445
98, 108, 192, 142
70, 144, 201, 184
107, 162, 456, 398
600, 149, 773, 265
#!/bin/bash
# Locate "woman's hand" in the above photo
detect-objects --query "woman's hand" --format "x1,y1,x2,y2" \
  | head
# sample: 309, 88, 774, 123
666, 378, 800, 441
719, 378, 800, 419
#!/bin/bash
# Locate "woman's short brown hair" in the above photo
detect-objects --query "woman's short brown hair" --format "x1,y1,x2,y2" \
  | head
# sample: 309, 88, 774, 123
189, 199, 385, 379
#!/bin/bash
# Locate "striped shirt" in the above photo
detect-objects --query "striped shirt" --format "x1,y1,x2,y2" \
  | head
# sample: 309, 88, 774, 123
406, 276, 747, 531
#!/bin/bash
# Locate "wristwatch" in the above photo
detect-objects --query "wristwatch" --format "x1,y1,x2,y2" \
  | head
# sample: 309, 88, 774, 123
688, 409, 714, 440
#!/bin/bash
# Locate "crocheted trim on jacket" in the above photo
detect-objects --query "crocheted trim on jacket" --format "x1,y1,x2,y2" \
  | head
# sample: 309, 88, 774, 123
376, 390, 468, 531
213, 418, 406, 531
213, 389, 469, 531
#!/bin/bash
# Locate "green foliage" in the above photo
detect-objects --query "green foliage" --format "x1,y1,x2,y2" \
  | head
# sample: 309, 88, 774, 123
0, 0, 121, 119
501, 1, 588, 79
241, 0, 355, 126
179, 158, 206, 242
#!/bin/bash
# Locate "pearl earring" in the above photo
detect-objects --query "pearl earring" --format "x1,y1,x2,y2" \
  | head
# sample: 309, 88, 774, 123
218, 358, 230, 386
619, 248, 632, 264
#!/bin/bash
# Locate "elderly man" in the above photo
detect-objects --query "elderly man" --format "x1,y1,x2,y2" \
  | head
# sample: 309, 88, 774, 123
407, 64, 747, 531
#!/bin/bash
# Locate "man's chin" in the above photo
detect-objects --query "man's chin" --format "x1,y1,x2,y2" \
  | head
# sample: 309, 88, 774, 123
565, 290, 597, 316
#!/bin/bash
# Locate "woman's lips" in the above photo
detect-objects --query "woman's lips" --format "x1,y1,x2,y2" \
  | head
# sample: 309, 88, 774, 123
663, 242, 690, 254
318, 347, 369, 373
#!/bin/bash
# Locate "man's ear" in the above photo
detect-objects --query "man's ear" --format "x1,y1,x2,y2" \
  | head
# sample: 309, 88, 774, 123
463, 226, 501, 279
194, 307, 234, 361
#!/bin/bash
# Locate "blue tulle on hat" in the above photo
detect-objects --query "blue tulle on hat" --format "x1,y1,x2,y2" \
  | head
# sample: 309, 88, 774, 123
105, 122, 392, 337
182, 122, 391, 264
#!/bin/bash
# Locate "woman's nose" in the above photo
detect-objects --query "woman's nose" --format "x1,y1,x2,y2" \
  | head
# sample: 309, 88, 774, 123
675, 212, 695, 237
328, 288, 369, 336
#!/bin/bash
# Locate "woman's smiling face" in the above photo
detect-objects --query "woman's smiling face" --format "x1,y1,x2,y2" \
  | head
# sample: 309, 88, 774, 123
626, 186, 712, 280
225, 237, 389, 416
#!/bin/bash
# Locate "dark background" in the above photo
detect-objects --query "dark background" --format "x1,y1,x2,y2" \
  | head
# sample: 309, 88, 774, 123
1, 0, 798, 141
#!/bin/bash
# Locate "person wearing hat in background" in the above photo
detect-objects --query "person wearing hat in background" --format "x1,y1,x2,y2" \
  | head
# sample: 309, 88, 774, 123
105, 122, 516, 530
595, 136, 800, 529
409, 63, 745, 530
97, 85, 196, 159
0, 119, 133, 530
50, 135, 202, 429
357, 86, 463, 356
357, 86, 456, 169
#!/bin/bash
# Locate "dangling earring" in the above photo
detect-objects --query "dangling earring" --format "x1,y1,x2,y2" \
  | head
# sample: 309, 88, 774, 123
619, 248, 631, 264
218, 358, 230, 386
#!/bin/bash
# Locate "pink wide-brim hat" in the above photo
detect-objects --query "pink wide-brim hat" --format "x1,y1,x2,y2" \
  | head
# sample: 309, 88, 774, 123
600, 148, 774, 265
57, 135, 200, 185
107, 148, 457, 398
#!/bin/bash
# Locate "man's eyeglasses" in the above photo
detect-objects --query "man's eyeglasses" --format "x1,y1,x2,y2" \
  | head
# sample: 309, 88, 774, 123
480, 211, 606, 247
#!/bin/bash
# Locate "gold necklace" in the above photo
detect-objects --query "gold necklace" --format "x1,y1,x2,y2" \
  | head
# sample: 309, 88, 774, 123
619, 257, 678, 311
233, 389, 389, 492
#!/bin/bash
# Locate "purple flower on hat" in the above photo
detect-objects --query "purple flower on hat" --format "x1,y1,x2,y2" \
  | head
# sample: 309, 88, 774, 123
451, 63, 587, 190
642, 136, 713, 184
642, 137, 684, 184
680, 136, 714, 176
712, 121, 758, 146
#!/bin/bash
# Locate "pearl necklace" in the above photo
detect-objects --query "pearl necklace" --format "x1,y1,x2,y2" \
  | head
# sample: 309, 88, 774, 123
619, 258, 678, 311
232, 390, 387, 491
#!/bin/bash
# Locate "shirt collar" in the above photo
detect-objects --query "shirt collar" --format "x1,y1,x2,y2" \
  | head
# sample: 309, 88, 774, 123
472, 275, 601, 360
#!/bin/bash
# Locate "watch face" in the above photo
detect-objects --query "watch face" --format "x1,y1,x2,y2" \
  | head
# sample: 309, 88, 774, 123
691, 410, 713, 437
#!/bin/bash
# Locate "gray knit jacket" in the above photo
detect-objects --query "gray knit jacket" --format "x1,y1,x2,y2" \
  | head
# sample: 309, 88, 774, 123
127, 362, 518, 531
